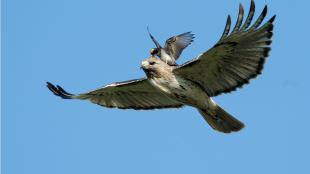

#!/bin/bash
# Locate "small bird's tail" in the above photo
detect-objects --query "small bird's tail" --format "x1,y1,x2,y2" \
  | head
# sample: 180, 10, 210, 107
198, 106, 244, 133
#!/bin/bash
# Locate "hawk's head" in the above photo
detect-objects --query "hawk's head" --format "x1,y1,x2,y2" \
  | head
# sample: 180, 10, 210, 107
141, 56, 170, 78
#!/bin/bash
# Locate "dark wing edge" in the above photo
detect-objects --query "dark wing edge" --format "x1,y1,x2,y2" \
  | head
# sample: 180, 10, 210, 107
174, 0, 276, 96
47, 81, 74, 99
46, 79, 184, 110
147, 27, 162, 49
164, 32, 195, 60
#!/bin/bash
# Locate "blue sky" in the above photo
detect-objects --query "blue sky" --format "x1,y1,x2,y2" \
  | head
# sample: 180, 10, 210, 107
2, 0, 310, 173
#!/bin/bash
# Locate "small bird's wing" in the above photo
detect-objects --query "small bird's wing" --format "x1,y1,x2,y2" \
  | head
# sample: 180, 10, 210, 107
173, 1, 275, 97
148, 28, 162, 49
46, 78, 183, 110
164, 32, 195, 60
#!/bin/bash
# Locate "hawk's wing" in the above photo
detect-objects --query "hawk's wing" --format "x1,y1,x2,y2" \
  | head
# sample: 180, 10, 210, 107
47, 78, 183, 110
164, 32, 195, 60
173, 1, 275, 97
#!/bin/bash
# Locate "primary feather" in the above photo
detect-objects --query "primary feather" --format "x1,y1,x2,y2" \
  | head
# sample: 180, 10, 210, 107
174, 0, 275, 96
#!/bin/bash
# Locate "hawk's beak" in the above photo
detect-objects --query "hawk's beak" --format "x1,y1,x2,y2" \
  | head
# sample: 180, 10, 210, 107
141, 60, 148, 69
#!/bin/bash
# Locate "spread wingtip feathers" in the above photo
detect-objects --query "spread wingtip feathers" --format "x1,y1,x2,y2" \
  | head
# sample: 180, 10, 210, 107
46, 82, 73, 99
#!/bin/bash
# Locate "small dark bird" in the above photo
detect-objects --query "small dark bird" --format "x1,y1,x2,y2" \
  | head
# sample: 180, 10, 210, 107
47, 0, 275, 133
148, 29, 195, 65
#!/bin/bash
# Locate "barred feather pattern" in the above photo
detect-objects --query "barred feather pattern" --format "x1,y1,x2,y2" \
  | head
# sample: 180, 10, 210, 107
46, 79, 183, 110
174, 0, 276, 96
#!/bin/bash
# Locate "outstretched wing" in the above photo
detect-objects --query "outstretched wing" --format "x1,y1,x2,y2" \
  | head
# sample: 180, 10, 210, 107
173, 0, 275, 97
164, 32, 195, 60
47, 78, 183, 110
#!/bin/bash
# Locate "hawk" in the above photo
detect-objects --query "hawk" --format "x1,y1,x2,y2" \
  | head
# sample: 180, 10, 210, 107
47, 0, 275, 133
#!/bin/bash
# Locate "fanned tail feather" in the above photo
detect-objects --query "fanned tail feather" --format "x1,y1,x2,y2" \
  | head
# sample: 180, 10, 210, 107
198, 106, 244, 133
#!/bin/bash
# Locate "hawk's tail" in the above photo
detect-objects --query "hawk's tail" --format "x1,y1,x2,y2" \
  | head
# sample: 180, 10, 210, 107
197, 106, 244, 133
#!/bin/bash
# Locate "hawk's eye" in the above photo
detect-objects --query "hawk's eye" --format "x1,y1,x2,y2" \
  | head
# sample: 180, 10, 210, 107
149, 61, 155, 65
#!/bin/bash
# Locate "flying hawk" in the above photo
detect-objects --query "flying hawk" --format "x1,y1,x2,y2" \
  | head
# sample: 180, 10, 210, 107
47, 0, 275, 133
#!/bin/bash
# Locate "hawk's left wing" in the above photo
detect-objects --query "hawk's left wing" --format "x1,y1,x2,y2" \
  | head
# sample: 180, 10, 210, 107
47, 78, 183, 110
164, 32, 195, 60
173, 1, 275, 97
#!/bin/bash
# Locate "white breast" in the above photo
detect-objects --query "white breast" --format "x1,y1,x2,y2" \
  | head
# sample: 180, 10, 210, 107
161, 50, 174, 64
149, 78, 172, 93
149, 75, 209, 108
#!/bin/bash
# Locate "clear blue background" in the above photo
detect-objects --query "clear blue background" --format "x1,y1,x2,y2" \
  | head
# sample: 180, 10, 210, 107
2, 0, 310, 173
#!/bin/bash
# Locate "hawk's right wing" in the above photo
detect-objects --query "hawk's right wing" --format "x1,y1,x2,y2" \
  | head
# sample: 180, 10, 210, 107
47, 78, 183, 110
